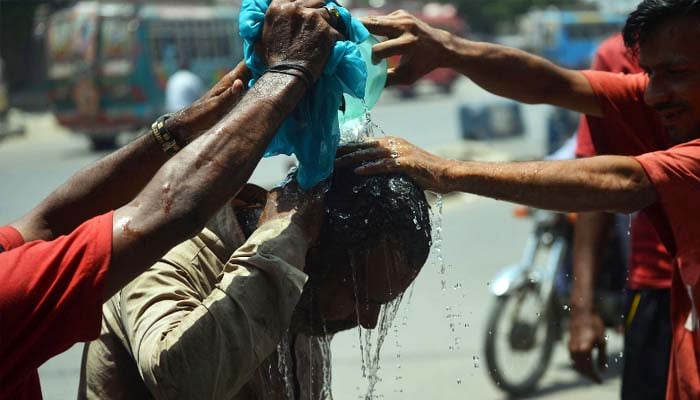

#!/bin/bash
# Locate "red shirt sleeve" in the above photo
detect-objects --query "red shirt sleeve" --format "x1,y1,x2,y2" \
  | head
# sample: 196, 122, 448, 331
581, 71, 669, 155
0, 211, 113, 389
0, 226, 25, 251
575, 115, 597, 157
636, 141, 700, 287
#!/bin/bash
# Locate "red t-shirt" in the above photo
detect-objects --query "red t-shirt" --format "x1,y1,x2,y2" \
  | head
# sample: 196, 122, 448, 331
0, 212, 113, 399
637, 143, 700, 400
576, 35, 674, 290
582, 70, 700, 399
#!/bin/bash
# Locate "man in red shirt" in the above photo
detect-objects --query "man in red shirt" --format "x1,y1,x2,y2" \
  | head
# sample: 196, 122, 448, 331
0, 5, 341, 398
568, 34, 674, 399
338, 1, 700, 398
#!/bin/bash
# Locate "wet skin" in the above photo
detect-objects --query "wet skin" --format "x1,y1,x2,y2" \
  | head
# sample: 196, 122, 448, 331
639, 14, 700, 144
291, 238, 418, 335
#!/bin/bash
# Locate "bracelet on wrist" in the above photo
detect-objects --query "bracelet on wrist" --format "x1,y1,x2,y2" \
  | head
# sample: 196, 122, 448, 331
151, 114, 183, 156
263, 63, 315, 90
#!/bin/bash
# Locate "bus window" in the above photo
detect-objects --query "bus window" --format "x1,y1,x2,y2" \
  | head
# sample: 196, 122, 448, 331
100, 18, 133, 62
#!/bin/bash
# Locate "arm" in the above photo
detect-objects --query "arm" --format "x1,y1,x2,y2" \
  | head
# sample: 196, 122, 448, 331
11, 0, 337, 300
119, 182, 324, 399
336, 136, 657, 214
11, 62, 249, 243
568, 212, 612, 383
361, 11, 600, 116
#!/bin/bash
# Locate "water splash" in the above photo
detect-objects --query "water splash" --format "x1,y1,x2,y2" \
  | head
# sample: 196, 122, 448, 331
340, 101, 386, 143
350, 261, 369, 379
276, 335, 295, 400
360, 293, 405, 399
318, 334, 334, 399
431, 193, 447, 290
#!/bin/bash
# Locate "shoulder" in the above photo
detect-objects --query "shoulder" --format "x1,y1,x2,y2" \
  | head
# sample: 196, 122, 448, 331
582, 70, 648, 99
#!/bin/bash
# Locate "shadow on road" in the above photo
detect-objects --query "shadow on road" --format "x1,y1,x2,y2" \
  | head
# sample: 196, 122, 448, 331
498, 355, 623, 400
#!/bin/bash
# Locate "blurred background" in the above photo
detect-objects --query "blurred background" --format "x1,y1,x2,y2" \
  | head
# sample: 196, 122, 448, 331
0, 0, 639, 398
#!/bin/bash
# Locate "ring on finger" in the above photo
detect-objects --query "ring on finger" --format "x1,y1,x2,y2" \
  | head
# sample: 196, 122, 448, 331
323, 4, 345, 35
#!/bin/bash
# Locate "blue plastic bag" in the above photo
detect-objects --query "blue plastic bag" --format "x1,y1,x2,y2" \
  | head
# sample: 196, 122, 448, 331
239, 0, 369, 188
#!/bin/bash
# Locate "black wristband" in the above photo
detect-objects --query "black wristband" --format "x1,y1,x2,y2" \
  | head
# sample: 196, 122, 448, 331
264, 63, 315, 89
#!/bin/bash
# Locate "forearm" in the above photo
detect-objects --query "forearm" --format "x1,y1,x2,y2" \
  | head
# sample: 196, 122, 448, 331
445, 38, 600, 116
108, 73, 305, 298
570, 212, 613, 314
13, 132, 167, 241
443, 156, 655, 213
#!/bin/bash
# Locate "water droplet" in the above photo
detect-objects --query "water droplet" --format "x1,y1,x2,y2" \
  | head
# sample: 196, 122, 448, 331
457, 379, 462, 384
390, 150, 399, 159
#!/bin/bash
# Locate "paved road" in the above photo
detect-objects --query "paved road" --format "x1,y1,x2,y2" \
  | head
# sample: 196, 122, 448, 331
0, 79, 622, 399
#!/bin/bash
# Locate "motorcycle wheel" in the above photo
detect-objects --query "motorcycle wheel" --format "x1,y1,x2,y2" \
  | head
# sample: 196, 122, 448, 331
484, 287, 558, 397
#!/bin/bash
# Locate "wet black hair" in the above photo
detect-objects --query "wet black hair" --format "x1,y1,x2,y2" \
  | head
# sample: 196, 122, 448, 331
313, 166, 432, 282
623, 0, 700, 54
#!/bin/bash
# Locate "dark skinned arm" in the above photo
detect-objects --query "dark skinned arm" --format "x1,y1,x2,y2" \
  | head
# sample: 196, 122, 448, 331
9, 0, 341, 300
360, 10, 600, 116
336, 136, 657, 214
11, 62, 250, 242
569, 212, 612, 383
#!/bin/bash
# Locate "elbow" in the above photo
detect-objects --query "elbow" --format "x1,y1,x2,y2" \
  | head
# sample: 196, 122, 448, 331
611, 173, 656, 214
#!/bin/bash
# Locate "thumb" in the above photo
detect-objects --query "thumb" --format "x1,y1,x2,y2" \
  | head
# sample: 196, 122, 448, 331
386, 65, 419, 87
597, 336, 608, 372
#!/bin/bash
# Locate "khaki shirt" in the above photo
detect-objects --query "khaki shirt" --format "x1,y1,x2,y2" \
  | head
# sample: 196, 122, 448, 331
79, 217, 330, 400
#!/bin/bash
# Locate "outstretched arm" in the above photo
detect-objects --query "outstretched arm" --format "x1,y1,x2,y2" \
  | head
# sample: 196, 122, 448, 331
361, 11, 600, 116
336, 136, 657, 214
11, 62, 250, 243
107, 1, 341, 300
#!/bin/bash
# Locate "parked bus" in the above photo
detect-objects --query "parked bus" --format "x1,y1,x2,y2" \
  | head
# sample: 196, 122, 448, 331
519, 10, 626, 68
46, 2, 241, 149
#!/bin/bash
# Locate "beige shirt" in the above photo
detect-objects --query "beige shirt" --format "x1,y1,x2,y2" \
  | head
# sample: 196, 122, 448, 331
79, 217, 331, 400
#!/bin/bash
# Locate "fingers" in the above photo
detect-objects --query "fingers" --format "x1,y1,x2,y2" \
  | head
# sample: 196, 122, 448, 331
371, 35, 415, 64
302, 0, 325, 8
354, 158, 400, 175
216, 79, 247, 111
336, 140, 382, 156
386, 64, 419, 87
571, 350, 602, 384
597, 339, 608, 372
335, 147, 392, 168
359, 15, 404, 38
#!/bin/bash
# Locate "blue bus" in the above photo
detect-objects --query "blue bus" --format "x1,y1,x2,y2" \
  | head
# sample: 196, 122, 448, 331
522, 10, 627, 68
47, 2, 241, 149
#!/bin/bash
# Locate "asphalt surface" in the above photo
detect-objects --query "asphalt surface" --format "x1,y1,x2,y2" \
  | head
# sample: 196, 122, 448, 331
0, 78, 622, 399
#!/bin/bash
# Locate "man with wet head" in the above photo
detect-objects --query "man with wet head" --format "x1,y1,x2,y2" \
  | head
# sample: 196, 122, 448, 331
0, 0, 342, 396
79, 166, 431, 399
292, 166, 431, 335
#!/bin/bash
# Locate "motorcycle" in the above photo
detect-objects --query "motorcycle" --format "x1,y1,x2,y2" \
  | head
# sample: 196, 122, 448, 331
483, 207, 625, 397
